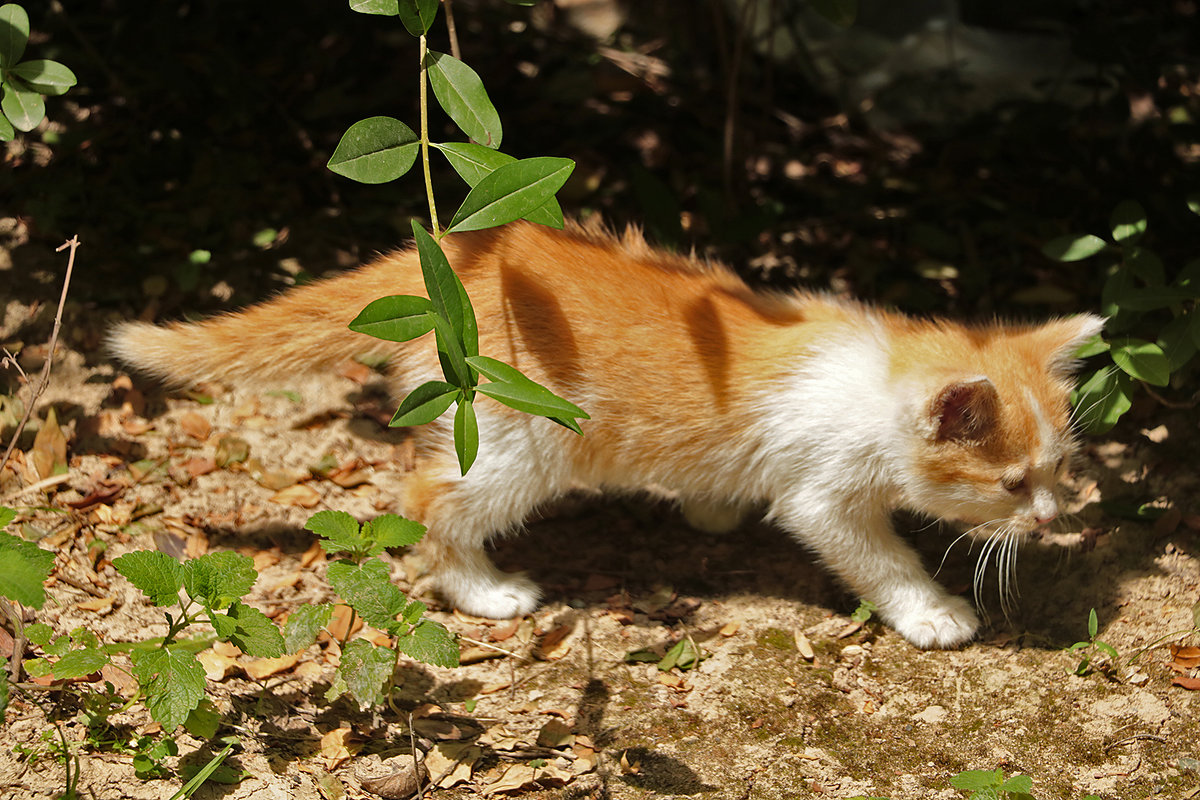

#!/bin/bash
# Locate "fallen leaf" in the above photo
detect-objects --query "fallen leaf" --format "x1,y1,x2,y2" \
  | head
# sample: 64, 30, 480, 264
619, 750, 641, 775
719, 620, 741, 637
320, 726, 361, 770
198, 649, 240, 681
214, 435, 250, 467
325, 604, 363, 641
534, 623, 574, 661
633, 585, 675, 615
424, 743, 478, 789
357, 755, 427, 800
1169, 645, 1200, 669
490, 618, 520, 642
65, 480, 126, 510
1171, 675, 1200, 691
571, 741, 598, 775
460, 646, 507, 665
244, 652, 300, 680
76, 597, 115, 615
121, 418, 154, 435
253, 548, 282, 571
31, 406, 68, 480
794, 630, 815, 660
485, 764, 538, 795
178, 411, 211, 441
536, 719, 575, 749
183, 456, 216, 478
479, 680, 512, 695
270, 484, 321, 507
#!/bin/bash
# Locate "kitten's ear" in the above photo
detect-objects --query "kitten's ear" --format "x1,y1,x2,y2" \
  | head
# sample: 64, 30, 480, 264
930, 377, 999, 443
1034, 314, 1107, 374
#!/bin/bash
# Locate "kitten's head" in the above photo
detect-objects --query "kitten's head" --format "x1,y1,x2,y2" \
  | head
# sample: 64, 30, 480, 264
899, 314, 1104, 534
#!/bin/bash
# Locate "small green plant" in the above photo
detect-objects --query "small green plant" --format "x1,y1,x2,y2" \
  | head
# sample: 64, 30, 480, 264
0, 3, 77, 140
330, 0, 587, 475
1044, 198, 1200, 433
851, 599, 878, 625
286, 510, 459, 710
950, 769, 1035, 799
1066, 608, 1120, 677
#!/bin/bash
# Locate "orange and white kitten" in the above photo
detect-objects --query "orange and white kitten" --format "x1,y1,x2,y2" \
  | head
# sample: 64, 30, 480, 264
110, 221, 1102, 649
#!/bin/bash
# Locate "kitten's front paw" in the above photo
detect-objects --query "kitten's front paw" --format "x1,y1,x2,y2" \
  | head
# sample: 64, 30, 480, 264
888, 594, 979, 649
449, 573, 541, 620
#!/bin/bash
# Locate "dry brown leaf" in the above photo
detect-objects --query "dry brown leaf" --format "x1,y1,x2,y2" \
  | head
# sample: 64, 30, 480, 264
271, 569, 303, 593
121, 418, 154, 435
76, 597, 114, 615
320, 726, 361, 770
536, 719, 575, 750
359, 756, 427, 799
301, 539, 326, 568
534, 623, 574, 661
253, 548, 282, 571
485, 764, 538, 795
198, 649, 240, 681
794, 630, 815, 660
1169, 645, 1200, 669
178, 411, 211, 441
490, 618, 520, 642
618, 750, 641, 775
31, 406, 68, 480
182, 456, 216, 478
326, 604, 363, 642
270, 483, 321, 507
571, 741, 598, 775
214, 435, 250, 467
424, 743, 478, 789
479, 680, 512, 695
460, 646, 507, 665
244, 652, 300, 680
1171, 675, 1200, 691
719, 619, 741, 637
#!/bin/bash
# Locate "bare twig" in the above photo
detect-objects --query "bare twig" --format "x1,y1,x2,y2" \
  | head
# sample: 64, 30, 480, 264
443, 0, 461, 60
0, 236, 81, 481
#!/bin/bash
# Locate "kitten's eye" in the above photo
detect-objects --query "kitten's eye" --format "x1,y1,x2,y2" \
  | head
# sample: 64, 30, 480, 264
1002, 474, 1027, 493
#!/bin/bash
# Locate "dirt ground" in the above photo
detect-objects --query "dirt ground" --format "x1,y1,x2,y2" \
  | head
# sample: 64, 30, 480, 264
2, 294, 1200, 800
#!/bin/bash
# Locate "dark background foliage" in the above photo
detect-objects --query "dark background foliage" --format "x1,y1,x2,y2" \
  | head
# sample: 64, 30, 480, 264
2, 0, 1198, 324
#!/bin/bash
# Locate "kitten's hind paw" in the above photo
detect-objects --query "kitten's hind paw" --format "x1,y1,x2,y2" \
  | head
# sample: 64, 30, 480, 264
889, 594, 979, 650
444, 572, 541, 620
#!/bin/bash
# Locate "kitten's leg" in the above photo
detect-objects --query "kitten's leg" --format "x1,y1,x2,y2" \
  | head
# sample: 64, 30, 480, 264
680, 497, 748, 535
778, 501, 978, 648
403, 453, 548, 619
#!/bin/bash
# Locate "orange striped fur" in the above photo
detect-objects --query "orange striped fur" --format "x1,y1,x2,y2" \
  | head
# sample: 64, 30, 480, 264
110, 220, 1103, 648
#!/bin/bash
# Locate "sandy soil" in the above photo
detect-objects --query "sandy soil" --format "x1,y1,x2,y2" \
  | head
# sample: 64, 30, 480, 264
2, 299, 1199, 800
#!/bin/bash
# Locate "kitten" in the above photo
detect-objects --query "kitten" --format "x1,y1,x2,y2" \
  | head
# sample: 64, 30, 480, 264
109, 220, 1102, 649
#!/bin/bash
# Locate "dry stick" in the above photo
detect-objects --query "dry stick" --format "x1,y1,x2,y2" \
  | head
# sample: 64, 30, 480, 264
443, 0, 461, 61
0, 236, 81, 479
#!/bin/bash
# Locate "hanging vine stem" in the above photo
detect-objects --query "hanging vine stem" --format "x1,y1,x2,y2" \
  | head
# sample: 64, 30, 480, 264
418, 34, 441, 236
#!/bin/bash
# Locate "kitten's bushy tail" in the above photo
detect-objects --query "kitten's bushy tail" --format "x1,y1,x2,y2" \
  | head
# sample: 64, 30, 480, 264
108, 260, 409, 386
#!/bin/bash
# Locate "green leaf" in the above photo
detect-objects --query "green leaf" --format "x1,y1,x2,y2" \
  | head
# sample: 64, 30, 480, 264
1188, 193, 1200, 216
224, 601, 285, 658
1125, 246, 1165, 285
182, 551, 257, 610
113, 551, 183, 607
306, 509, 369, 556
1158, 314, 1197, 371
1088, 608, 1098, 638
327, 116, 419, 184
429, 311, 472, 387
0, 111, 13, 142
49, 647, 109, 680
24, 622, 52, 646
412, 222, 468, 344
657, 638, 701, 671
364, 514, 426, 550
0, 506, 12, 529
453, 397, 478, 475
1, 76, 45, 132
447, 157, 575, 233
949, 768, 1002, 791
349, 294, 435, 342
433, 142, 564, 227
1071, 368, 1133, 434
1114, 285, 1196, 311
0, 531, 55, 608
425, 51, 501, 148
809, 0, 857, 27
350, 0, 399, 14
1074, 334, 1110, 359
395, 0, 439, 35
999, 774, 1033, 793
467, 355, 588, 420
395, 618, 459, 667
390, 380, 459, 427
1095, 641, 1120, 662
327, 637, 395, 709
402, 598, 427, 625
9, 60, 76, 96
1042, 234, 1107, 262
1110, 200, 1147, 243
326, 558, 407, 633
1110, 338, 1170, 386
131, 646, 206, 732
283, 602, 333, 653
184, 701, 222, 739
0, 3, 29, 68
